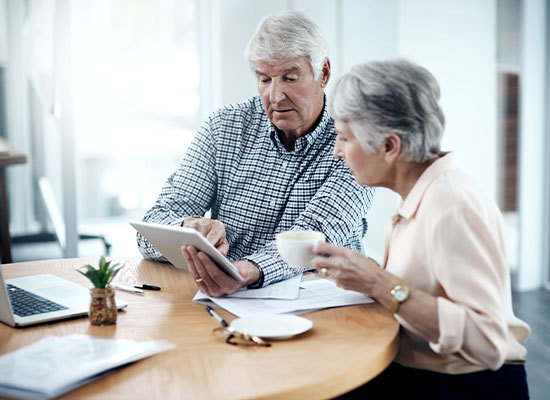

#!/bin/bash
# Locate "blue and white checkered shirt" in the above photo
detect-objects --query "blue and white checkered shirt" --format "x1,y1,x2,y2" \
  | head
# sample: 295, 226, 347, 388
137, 95, 374, 286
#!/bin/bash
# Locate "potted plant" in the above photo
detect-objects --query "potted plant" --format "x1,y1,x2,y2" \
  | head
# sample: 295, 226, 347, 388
77, 256, 123, 325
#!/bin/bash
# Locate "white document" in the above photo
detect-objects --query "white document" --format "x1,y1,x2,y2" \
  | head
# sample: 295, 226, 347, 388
196, 273, 302, 300
0, 335, 175, 400
193, 276, 373, 317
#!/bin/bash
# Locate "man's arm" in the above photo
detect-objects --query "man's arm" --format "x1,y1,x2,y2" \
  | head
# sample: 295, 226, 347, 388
246, 161, 374, 286
137, 120, 218, 261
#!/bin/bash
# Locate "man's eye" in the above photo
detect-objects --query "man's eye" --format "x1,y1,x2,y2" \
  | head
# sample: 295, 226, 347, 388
260, 77, 271, 84
284, 76, 297, 82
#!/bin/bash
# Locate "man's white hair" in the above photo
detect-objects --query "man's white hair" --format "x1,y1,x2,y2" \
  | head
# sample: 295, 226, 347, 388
245, 10, 329, 81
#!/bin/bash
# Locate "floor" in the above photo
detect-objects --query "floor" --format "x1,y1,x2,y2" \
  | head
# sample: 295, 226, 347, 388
9, 228, 550, 400
512, 289, 550, 400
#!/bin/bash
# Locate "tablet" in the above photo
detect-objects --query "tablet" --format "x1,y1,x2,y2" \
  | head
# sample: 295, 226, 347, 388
130, 221, 245, 282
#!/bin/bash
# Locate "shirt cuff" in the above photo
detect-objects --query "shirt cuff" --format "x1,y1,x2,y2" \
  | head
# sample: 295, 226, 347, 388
429, 297, 466, 355
245, 250, 297, 287
247, 268, 264, 289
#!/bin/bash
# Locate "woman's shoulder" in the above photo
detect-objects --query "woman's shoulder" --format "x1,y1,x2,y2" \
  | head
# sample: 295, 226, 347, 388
423, 168, 500, 220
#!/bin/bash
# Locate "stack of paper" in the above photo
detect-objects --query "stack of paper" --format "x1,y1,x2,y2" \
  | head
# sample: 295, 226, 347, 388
0, 335, 174, 399
194, 274, 373, 317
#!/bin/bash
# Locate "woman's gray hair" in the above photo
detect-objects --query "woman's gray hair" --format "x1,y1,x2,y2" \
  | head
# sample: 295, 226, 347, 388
245, 11, 329, 81
329, 59, 445, 163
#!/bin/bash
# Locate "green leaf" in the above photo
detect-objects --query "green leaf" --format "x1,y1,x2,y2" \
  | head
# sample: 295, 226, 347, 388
76, 257, 124, 289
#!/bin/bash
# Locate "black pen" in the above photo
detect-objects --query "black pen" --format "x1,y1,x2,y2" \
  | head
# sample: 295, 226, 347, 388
205, 305, 228, 327
134, 284, 161, 291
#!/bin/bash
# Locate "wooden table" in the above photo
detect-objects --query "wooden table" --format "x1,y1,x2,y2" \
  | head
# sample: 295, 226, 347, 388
0, 138, 27, 264
0, 258, 399, 400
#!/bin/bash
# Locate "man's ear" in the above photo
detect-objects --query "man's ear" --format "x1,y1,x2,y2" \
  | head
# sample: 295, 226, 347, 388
384, 133, 401, 162
319, 59, 331, 88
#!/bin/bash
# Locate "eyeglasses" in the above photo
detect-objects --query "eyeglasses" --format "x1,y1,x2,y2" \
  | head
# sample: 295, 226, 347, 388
213, 326, 271, 347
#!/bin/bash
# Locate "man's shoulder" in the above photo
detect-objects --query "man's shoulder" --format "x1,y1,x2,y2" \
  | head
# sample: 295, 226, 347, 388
210, 96, 266, 124
202, 96, 269, 143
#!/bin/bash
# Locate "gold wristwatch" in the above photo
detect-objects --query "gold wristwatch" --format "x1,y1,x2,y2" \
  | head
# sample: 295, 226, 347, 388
389, 282, 410, 314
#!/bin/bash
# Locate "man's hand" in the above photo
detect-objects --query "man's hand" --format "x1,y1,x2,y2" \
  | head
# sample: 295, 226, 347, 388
181, 246, 261, 297
182, 217, 229, 256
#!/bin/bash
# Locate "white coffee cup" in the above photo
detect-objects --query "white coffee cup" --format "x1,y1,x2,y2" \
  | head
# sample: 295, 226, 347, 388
276, 230, 326, 270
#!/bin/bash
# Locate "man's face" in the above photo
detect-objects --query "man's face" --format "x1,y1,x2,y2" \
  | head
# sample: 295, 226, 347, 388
255, 56, 329, 138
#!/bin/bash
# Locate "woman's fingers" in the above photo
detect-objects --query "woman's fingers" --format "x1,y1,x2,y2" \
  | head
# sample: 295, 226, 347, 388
312, 241, 349, 257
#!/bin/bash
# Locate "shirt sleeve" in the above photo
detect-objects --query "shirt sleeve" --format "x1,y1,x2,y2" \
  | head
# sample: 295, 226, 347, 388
426, 206, 509, 370
246, 160, 374, 286
136, 119, 218, 261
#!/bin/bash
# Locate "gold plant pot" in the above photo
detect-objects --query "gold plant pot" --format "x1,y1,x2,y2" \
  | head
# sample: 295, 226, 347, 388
89, 286, 117, 325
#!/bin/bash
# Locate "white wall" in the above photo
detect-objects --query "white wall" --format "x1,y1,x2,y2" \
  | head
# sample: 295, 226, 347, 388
398, 0, 498, 201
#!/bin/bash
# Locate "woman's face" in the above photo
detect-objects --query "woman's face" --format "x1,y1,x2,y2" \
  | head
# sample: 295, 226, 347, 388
333, 120, 389, 187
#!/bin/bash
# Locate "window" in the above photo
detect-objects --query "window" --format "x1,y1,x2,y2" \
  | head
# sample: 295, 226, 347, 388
72, 0, 199, 223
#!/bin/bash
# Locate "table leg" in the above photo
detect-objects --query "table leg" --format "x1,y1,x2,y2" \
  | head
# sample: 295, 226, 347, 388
0, 168, 12, 263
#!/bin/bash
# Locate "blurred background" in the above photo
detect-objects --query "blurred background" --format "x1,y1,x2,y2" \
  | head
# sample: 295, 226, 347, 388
1, 0, 548, 293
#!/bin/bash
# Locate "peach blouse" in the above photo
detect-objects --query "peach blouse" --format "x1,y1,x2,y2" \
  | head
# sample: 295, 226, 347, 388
384, 153, 530, 374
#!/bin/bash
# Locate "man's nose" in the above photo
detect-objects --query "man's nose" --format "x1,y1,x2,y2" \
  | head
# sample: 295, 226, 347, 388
269, 81, 285, 103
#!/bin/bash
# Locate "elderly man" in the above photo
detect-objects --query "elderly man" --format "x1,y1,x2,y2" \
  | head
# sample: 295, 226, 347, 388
137, 11, 373, 296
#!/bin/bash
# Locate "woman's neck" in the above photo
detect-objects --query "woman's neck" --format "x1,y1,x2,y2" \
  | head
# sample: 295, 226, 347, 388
393, 157, 438, 200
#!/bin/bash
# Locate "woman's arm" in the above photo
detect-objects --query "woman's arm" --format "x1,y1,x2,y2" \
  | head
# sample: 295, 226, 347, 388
311, 243, 440, 342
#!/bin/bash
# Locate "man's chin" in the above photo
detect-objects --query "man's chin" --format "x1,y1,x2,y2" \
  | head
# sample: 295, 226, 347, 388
272, 119, 298, 132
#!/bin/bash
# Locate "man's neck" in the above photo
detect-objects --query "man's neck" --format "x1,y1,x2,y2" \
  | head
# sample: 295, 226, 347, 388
277, 108, 325, 152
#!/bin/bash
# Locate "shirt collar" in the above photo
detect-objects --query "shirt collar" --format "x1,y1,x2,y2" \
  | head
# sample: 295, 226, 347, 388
269, 96, 330, 154
397, 152, 455, 219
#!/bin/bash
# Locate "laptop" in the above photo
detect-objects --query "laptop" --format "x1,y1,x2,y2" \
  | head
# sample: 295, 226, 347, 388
0, 264, 127, 328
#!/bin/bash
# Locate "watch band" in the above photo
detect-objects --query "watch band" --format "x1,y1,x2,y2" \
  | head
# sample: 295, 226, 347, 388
388, 297, 401, 314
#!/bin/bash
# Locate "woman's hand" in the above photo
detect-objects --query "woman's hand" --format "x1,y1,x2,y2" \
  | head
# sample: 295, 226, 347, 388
312, 242, 440, 342
311, 242, 387, 296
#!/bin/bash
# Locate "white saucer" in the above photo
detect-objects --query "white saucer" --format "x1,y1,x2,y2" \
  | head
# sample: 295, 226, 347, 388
230, 315, 313, 340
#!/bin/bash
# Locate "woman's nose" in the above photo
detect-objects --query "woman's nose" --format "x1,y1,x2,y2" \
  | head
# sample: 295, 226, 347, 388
333, 141, 343, 159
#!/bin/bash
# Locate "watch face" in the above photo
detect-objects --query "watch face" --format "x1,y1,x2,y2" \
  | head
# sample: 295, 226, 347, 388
394, 288, 408, 302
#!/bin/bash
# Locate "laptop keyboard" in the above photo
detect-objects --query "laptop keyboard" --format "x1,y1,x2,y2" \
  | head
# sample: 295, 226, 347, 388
7, 284, 68, 317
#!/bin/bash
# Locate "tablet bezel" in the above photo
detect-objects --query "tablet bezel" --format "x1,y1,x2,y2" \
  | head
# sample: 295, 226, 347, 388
130, 221, 245, 282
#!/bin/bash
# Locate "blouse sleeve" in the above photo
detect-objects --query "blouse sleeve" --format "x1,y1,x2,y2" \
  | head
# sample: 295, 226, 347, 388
427, 206, 509, 370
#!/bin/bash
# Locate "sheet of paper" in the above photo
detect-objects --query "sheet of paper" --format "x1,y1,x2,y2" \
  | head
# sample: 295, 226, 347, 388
195, 272, 302, 301
193, 276, 373, 318
0, 335, 174, 399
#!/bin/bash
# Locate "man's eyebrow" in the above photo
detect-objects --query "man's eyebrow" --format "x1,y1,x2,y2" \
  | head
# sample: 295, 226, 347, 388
255, 66, 301, 76
282, 66, 300, 74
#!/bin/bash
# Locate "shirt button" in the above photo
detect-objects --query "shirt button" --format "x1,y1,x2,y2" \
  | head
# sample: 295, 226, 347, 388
282, 161, 288, 167
270, 200, 276, 207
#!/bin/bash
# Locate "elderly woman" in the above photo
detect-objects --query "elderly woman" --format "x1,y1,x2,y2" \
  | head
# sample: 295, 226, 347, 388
312, 59, 530, 399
